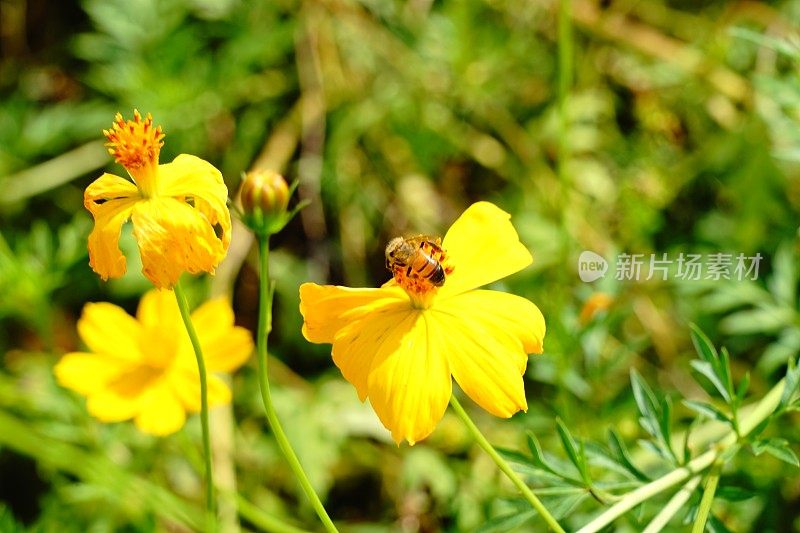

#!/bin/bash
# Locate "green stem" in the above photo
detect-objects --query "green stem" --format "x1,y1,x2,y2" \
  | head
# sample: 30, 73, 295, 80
691, 467, 720, 533
449, 395, 566, 533
256, 235, 339, 533
174, 281, 216, 528
641, 476, 701, 533
577, 379, 786, 533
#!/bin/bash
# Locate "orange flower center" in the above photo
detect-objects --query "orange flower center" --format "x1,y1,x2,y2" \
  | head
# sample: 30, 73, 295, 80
103, 110, 164, 197
386, 236, 455, 309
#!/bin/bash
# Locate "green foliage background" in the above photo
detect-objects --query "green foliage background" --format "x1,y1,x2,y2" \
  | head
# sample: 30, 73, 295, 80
1, 0, 799, 531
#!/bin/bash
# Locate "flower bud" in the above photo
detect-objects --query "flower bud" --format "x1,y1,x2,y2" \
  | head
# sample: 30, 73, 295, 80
238, 170, 291, 235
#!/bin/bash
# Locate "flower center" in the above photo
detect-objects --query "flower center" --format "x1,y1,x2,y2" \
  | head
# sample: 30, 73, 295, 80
139, 325, 180, 369
385, 235, 455, 309
103, 110, 164, 197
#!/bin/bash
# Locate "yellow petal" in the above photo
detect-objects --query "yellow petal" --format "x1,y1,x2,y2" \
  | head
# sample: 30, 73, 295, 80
331, 304, 416, 402
84, 366, 162, 422
299, 283, 408, 344
84, 173, 140, 280
169, 370, 232, 412
367, 312, 452, 445
134, 381, 187, 436
86, 389, 141, 422
158, 154, 231, 251
86, 200, 139, 281
439, 202, 532, 298
441, 290, 545, 364
299, 283, 412, 399
77, 302, 142, 361
190, 297, 253, 372
54, 352, 133, 396
136, 289, 183, 340
131, 197, 227, 288
85, 172, 140, 204
432, 292, 534, 417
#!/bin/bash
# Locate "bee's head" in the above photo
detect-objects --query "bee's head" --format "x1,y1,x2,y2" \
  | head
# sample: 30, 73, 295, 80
385, 237, 413, 267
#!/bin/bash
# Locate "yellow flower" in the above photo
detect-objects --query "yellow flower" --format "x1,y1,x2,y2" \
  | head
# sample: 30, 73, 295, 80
299, 202, 545, 445
55, 289, 253, 436
85, 110, 231, 288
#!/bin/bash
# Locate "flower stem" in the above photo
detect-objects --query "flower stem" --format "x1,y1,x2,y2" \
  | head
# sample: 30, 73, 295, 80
256, 235, 338, 533
449, 395, 566, 533
577, 379, 786, 533
174, 281, 216, 527
691, 467, 720, 533
641, 476, 701, 533
577, 450, 717, 533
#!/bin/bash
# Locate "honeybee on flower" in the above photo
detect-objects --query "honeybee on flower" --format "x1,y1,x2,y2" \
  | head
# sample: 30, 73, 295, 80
384, 235, 454, 292
300, 202, 545, 445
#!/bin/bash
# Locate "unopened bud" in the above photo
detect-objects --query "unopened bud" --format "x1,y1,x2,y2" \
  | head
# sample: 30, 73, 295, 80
238, 170, 290, 235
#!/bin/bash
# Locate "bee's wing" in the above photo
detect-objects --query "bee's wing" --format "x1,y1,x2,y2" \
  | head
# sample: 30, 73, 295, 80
407, 234, 441, 249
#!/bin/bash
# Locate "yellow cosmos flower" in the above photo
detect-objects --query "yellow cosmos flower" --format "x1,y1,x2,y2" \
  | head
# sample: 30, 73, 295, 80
299, 202, 545, 445
85, 110, 231, 288
55, 289, 253, 436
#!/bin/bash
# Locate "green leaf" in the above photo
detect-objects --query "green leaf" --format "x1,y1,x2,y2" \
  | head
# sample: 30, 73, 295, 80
607, 429, 649, 481
719, 347, 734, 400
631, 369, 660, 428
630, 369, 677, 463
698, 282, 770, 314
640, 439, 671, 462
547, 492, 589, 519
718, 442, 741, 463
751, 438, 800, 467
734, 371, 750, 408
716, 485, 755, 502
583, 441, 640, 480
526, 431, 561, 477
683, 417, 700, 464
767, 243, 798, 306
477, 509, 537, 533
689, 323, 719, 365
659, 395, 674, 454
780, 356, 800, 409
758, 329, 800, 375
690, 360, 732, 403
720, 307, 796, 336
706, 513, 735, 533
683, 399, 732, 424
497, 447, 580, 486
556, 418, 590, 484
730, 26, 800, 59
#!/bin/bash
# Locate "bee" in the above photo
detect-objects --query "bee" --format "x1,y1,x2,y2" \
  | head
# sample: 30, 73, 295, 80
385, 234, 452, 290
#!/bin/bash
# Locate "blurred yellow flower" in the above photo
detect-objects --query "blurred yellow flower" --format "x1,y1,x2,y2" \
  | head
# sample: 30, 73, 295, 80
85, 110, 231, 288
300, 202, 545, 445
55, 289, 253, 436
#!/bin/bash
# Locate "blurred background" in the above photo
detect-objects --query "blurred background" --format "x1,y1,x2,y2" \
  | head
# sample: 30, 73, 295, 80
1, 0, 799, 531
